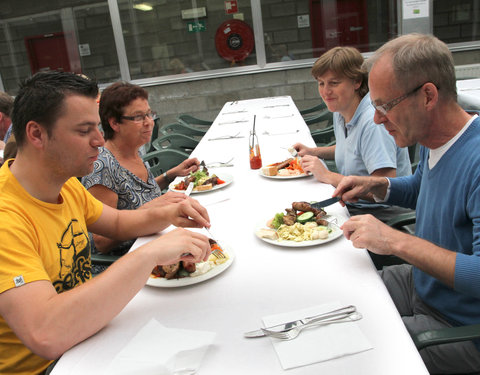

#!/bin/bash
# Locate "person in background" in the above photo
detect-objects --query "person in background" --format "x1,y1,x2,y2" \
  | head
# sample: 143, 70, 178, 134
334, 33, 480, 374
82, 81, 200, 264
293, 46, 412, 222
0, 71, 211, 375
0, 91, 14, 162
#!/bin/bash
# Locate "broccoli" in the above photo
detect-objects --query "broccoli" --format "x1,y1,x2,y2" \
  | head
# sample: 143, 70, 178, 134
272, 212, 284, 229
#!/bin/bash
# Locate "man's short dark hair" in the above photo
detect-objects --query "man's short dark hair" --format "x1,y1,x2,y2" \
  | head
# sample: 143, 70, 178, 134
99, 81, 149, 141
12, 71, 99, 147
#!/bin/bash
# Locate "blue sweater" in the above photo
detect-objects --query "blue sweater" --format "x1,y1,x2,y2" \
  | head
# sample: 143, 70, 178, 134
388, 117, 480, 327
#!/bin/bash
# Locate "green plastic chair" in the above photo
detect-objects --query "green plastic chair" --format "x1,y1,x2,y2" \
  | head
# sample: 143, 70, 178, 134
299, 102, 327, 116
413, 324, 480, 350
142, 149, 190, 177
177, 114, 213, 126
91, 253, 121, 267
311, 126, 335, 146
304, 109, 334, 126
160, 122, 207, 138
152, 133, 199, 155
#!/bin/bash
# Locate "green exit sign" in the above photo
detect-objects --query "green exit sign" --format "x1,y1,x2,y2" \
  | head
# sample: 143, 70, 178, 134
187, 20, 206, 33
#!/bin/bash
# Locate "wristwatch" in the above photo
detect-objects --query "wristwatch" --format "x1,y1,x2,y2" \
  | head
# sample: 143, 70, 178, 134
163, 171, 169, 181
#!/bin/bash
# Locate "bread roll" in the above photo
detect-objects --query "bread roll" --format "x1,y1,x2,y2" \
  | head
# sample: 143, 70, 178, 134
262, 166, 277, 176
194, 183, 213, 191
257, 228, 278, 240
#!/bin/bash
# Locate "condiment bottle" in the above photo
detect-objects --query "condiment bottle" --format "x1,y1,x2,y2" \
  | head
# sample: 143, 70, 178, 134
249, 131, 262, 169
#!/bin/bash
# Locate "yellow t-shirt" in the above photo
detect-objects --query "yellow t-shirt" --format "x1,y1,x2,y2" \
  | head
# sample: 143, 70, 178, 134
0, 162, 103, 375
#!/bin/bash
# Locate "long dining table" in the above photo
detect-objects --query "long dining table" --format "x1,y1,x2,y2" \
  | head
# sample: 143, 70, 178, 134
52, 96, 428, 374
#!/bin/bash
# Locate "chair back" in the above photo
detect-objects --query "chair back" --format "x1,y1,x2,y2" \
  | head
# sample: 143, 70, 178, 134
142, 149, 190, 177
311, 126, 335, 146
152, 133, 199, 154
160, 122, 207, 138
299, 102, 327, 116
177, 114, 213, 126
304, 109, 333, 126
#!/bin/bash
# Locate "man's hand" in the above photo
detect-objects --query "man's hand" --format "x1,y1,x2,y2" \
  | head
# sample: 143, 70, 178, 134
333, 175, 389, 204
163, 197, 210, 229
141, 191, 187, 208
341, 214, 395, 255
148, 227, 211, 265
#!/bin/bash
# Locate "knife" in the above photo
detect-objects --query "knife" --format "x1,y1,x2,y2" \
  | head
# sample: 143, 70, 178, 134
244, 305, 356, 338
310, 196, 340, 210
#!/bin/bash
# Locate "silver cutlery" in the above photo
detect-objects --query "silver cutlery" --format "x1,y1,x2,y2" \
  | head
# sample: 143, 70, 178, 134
262, 312, 363, 340
310, 196, 340, 210
263, 104, 290, 108
222, 110, 248, 115
263, 129, 299, 136
208, 134, 245, 141
206, 157, 234, 168
244, 305, 359, 339
218, 119, 249, 125
264, 114, 294, 119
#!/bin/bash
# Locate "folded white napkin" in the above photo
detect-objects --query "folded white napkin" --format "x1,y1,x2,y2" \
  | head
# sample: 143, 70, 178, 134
105, 319, 216, 375
262, 302, 372, 370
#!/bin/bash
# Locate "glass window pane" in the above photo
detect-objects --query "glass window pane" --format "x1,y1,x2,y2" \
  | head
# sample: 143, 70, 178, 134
116, 0, 257, 79
262, 0, 398, 63
434, 1, 480, 44
0, 1, 118, 95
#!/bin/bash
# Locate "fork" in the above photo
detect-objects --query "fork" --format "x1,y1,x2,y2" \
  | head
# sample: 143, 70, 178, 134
208, 132, 244, 141
262, 312, 362, 340
263, 129, 299, 136
206, 157, 234, 168
205, 227, 226, 259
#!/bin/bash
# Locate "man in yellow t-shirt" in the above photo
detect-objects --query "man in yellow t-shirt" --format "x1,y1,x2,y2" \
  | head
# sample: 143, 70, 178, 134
0, 71, 212, 375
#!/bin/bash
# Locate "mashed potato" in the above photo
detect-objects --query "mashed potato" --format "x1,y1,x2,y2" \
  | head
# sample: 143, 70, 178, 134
277, 222, 329, 242
190, 252, 229, 277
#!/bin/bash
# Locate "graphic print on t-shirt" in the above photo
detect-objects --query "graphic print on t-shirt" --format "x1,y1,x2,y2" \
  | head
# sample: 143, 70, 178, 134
53, 219, 91, 292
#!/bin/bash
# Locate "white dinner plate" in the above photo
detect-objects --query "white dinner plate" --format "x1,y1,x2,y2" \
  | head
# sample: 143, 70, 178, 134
147, 246, 235, 288
169, 173, 233, 193
259, 170, 311, 179
254, 216, 343, 247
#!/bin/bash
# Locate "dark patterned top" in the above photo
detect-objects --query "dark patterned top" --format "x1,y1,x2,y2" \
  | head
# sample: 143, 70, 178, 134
81, 147, 162, 267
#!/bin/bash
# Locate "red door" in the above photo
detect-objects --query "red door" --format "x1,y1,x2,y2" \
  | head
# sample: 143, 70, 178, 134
25, 32, 72, 74
310, 0, 369, 57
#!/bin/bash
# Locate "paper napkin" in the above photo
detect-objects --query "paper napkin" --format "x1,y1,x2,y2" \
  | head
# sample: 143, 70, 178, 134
262, 302, 373, 370
105, 318, 216, 375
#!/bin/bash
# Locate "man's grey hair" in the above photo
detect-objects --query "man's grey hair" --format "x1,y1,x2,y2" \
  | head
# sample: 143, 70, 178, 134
363, 33, 457, 102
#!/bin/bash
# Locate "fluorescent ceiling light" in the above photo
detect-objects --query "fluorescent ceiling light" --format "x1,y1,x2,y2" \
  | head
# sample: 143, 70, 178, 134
133, 3, 153, 11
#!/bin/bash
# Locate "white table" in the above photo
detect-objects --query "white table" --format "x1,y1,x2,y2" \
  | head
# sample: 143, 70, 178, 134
457, 78, 480, 110
52, 96, 428, 374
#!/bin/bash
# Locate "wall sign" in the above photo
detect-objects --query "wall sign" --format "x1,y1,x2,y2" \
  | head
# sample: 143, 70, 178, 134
187, 20, 206, 33
225, 0, 238, 14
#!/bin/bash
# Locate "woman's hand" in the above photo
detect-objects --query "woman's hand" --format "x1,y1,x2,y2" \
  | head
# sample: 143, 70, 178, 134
292, 142, 315, 157
300, 155, 331, 183
169, 157, 200, 178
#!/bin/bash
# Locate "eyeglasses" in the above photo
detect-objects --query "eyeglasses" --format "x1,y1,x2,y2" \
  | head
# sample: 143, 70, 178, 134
371, 83, 425, 116
121, 111, 158, 123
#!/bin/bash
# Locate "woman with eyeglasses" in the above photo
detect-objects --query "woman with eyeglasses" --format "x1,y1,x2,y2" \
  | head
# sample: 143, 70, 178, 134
293, 47, 412, 220
82, 82, 200, 268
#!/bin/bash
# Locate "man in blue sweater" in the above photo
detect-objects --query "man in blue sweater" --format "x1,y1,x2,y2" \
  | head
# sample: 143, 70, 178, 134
333, 33, 480, 374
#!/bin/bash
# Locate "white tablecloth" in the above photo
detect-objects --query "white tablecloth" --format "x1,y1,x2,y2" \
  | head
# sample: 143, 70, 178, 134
52, 96, 428, 374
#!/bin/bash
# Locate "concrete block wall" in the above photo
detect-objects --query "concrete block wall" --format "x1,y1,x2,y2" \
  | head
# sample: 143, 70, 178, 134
145, 66, 321, 128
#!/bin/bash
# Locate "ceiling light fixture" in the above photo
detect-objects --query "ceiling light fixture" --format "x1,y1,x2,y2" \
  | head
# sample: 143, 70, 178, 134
133, 3, 153, 11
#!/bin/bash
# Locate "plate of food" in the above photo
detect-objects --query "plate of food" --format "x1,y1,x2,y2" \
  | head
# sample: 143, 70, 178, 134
255, 201, 343, 247
169, 169, 233, 193
260, 158, 310, 179
147, 240, 234, 287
